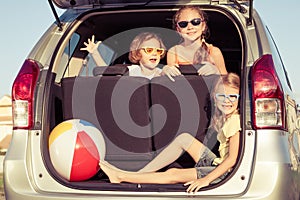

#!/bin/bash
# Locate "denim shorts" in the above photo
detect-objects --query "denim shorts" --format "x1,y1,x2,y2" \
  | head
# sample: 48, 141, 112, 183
194, 146, 228, 182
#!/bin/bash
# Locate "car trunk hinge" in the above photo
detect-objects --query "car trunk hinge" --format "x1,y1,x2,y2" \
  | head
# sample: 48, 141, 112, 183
48, 0, 63, 31
230, 0, 253, 26
230, 0, 247, 13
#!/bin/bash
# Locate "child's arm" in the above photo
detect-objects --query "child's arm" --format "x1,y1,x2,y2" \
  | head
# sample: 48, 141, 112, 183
209, 46, 227, 75
166, 47, 177, 66
184, 131, 240, 193
161, 48, 181, 81
80, 35, 107, 66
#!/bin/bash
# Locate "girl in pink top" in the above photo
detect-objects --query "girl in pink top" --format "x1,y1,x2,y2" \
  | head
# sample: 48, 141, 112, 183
162, 5, 228, 81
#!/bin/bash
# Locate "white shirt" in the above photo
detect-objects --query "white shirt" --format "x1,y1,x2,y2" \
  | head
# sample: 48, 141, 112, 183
127, 65, 162, 79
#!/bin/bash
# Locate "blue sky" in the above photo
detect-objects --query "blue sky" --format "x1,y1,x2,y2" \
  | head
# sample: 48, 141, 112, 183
1, 1, 300, 103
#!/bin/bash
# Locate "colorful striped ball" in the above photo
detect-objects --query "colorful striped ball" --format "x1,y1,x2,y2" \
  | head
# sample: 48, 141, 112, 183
49, 119, 105, 181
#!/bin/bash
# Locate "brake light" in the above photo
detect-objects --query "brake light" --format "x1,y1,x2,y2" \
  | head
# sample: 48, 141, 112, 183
251, 54, 285, 130
12, 59, 40, 129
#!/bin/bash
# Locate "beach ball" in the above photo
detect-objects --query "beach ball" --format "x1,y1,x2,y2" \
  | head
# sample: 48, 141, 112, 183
49, 119, 106, 181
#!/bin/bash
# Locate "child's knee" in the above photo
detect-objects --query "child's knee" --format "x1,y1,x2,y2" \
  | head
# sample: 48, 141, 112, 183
176, 132, 194, 146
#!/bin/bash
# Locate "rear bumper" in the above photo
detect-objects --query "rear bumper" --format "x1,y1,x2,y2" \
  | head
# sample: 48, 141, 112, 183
4, 130, 299, 199
4, 157, 299, 200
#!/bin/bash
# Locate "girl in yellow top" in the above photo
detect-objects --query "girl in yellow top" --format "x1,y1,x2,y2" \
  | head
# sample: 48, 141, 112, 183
162, 5, 228, 81
100, 73, 241, 193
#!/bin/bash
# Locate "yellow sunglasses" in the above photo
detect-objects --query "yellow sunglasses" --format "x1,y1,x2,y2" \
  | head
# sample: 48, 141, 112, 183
140, 47, 165, 56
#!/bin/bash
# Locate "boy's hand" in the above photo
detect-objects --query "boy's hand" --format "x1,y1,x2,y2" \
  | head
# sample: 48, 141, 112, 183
80, 35, 101, 54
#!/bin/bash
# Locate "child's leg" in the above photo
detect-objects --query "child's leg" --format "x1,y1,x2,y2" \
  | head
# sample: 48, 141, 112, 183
100, 161, 197, 184
139, 133, 207, 172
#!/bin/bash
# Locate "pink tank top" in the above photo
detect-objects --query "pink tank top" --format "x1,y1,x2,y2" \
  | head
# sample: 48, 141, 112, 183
174, 44, 214, 65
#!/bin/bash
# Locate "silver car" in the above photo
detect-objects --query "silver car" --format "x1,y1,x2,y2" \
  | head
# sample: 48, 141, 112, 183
4, 0, 300, 199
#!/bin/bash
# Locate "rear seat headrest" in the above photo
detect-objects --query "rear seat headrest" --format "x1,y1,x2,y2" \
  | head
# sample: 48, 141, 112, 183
93, 64, 130, 76
179, 64, 205, 75
93, 64, 208, 76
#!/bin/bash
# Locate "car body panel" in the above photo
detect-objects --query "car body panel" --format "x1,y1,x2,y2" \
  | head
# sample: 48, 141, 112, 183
4, 1, 300, 200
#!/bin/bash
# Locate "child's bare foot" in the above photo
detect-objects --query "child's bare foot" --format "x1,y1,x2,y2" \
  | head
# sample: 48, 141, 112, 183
99, 161, 122, 183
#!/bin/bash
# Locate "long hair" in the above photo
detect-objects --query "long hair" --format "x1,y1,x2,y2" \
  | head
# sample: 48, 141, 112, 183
209, 73, 240, 134
193, 46, 210, 64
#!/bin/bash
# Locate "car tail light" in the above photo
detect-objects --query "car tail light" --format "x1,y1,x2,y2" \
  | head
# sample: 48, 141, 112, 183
251, 54, 286, 130
12, 59, 40, 129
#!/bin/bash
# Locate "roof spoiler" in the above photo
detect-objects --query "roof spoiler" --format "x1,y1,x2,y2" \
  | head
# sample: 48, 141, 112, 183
48, 0, 63, 31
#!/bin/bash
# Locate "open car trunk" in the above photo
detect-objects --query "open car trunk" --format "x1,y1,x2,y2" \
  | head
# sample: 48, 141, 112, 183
44, 5, 244, 192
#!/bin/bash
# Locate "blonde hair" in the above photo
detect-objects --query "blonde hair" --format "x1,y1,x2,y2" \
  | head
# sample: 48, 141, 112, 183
210, 73, 240, 133
193, 46, 210, 64
128, 32, 166, 64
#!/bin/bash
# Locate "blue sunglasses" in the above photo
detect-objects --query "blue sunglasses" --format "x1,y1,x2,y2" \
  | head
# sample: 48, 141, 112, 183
215, 93, 240, 102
